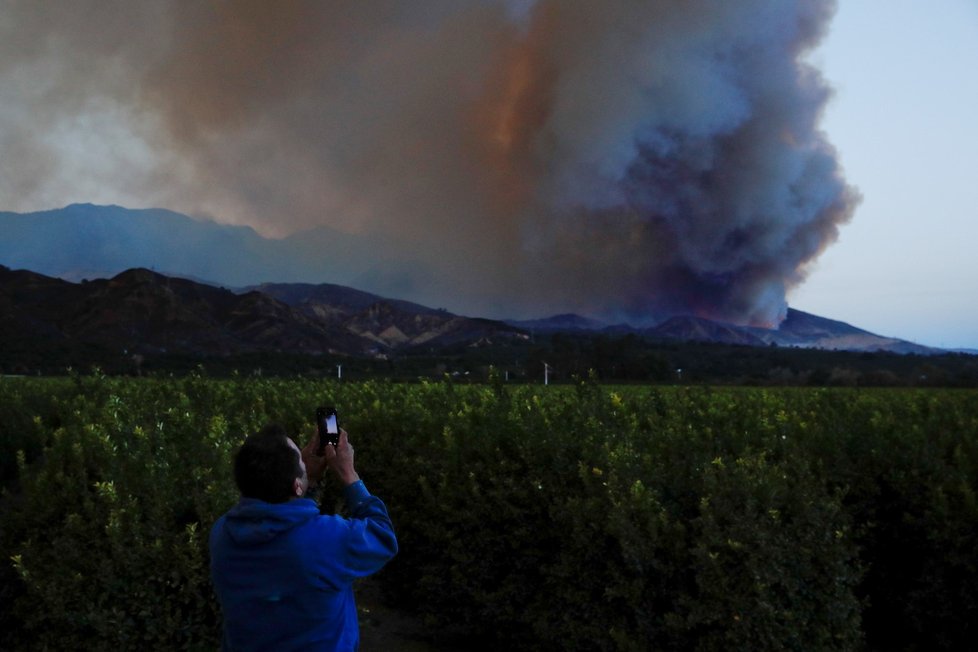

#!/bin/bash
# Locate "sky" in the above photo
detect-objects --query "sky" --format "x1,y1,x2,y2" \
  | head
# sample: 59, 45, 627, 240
1, 1, 976, 350
790, 0, 978, 349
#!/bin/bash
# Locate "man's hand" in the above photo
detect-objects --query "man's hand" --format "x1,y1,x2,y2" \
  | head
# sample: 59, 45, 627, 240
300, 430, 329, 488
323, 428, 360, 487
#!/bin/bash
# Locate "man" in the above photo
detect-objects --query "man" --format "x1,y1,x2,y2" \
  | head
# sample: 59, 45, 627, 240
210, 423, 398, 651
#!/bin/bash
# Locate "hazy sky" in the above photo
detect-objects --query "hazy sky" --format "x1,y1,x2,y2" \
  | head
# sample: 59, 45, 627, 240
790, 0, 978, 349
2, 1, 975, 349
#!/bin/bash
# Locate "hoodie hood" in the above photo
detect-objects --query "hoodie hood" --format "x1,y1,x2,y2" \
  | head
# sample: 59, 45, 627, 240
221, 497, 320, 546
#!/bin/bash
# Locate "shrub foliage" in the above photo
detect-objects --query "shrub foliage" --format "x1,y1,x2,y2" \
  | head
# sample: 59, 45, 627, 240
1, 372, 975, 650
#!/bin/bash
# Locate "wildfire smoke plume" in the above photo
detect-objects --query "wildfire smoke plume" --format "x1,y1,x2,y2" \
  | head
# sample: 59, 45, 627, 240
0, 0, 857, 323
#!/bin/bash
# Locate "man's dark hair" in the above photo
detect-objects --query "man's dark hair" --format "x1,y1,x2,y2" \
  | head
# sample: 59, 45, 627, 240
233, 423, 302, 503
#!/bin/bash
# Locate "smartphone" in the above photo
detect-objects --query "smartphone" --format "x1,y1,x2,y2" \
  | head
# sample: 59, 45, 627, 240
316, 406, 340, 455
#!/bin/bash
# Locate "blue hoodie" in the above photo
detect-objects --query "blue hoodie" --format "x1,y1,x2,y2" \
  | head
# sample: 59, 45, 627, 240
209, 481, 398, 651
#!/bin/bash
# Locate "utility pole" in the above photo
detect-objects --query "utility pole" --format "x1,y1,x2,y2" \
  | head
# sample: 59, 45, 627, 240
544, 361, 551, 386
337, 364, 342, 380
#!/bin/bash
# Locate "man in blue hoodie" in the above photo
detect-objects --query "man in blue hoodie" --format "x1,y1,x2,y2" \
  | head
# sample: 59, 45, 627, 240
210, 423, 398, 651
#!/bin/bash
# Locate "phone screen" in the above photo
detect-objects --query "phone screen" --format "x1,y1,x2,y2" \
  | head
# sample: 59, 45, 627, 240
316, 407, 340, 453
324, 412, 338, 435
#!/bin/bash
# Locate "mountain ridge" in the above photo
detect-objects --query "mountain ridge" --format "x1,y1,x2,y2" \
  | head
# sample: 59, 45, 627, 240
1, 262, 941, 363
0, 204, 946, 356
507, 310, 939, 355
0, 203, 426, 301
0, 265, 527, 365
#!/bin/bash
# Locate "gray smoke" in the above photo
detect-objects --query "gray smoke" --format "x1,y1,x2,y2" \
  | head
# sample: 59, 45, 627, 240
0, 0, 857, 324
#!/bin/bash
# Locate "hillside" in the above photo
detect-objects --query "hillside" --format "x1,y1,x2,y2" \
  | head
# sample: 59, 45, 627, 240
0, 204, 947, 356
3, 264, 971, 385
0, 266, 526, 372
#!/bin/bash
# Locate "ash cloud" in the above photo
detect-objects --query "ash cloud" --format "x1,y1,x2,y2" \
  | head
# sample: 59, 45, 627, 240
0, 0, 857, 325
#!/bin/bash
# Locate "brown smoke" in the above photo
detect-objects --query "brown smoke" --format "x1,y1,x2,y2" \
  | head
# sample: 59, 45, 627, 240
0, 0, 857, 324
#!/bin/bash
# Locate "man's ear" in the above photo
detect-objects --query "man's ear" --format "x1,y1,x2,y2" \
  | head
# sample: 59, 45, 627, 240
293, 477, 303, 497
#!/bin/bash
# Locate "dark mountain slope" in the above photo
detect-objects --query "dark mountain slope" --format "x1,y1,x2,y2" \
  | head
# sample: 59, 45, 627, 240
255, 282, 527, 350
0, 266, 368, 357
647, 315, 768, 346
0, 267, 527, 365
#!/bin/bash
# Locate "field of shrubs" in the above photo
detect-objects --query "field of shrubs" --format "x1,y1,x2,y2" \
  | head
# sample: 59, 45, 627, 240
1, 371, 976, 650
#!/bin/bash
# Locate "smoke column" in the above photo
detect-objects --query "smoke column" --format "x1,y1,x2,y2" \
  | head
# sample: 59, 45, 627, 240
0, 0, 857, 324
